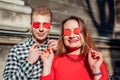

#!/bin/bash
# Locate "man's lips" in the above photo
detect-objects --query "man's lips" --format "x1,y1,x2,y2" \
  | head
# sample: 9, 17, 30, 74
37, 32, 44, 36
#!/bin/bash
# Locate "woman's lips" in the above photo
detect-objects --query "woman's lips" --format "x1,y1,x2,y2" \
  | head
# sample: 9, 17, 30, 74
68, 39, 78, 43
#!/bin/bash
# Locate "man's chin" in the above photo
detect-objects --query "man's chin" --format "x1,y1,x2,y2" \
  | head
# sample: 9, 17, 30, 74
38, 37, 46, 40
38, 36, 47, 40
33, 34, 47, 41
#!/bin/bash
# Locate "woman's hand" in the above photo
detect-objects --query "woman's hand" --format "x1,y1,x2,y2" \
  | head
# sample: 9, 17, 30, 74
40, 47, 54, 76
88, 49, 103, 73
88, 49, 103, 80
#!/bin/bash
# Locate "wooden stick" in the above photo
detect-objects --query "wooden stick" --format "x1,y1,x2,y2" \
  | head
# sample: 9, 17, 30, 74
85, 42, 91, 50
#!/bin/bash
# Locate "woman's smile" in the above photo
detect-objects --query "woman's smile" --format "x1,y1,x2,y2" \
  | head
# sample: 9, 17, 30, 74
68, 38, 79, 43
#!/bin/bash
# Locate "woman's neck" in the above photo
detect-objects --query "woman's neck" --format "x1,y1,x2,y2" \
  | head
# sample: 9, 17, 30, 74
68, 48, 81, 55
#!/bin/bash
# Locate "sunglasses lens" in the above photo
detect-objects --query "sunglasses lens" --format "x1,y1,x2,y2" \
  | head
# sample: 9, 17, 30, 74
74, 27, 81, 34
43, 23, 51, 29
32, 22, 40, 29
64, 29, 71, 36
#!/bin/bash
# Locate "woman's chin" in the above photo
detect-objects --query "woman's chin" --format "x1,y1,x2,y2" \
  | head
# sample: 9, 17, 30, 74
67, 46, 80, 51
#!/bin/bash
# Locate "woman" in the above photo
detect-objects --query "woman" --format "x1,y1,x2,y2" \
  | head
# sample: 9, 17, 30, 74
39, 16, 108, 80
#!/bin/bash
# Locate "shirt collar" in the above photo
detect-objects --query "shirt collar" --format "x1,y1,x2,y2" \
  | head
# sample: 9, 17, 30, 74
27, 37, 49, 47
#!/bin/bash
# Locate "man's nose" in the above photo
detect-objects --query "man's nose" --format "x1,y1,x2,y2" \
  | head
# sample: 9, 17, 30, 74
39, 24, 44, 32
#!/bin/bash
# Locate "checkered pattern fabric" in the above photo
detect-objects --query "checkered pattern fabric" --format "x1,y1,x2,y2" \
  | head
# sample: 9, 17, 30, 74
3, 37, 49, 80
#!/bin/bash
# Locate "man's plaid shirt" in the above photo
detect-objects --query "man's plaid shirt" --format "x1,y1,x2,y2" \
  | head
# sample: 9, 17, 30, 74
3, 37, 48, 80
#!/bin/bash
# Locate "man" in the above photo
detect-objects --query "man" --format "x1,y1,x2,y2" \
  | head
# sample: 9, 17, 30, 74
3, 7, 57, 80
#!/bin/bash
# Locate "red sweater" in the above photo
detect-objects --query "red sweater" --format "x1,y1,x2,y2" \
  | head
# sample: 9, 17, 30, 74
40, 54, 108, 80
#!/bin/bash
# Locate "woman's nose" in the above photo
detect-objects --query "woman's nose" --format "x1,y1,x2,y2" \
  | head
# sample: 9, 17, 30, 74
69, 31, 75, 39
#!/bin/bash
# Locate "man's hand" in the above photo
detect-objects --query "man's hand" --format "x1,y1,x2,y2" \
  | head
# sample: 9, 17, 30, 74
27, 43, 42, 64
48, 39, 58, 51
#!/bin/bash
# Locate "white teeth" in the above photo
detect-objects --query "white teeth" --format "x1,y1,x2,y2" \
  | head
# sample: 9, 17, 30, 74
69, 39, 78, 43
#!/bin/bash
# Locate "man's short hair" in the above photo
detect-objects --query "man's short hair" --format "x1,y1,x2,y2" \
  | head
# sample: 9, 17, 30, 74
31, 7, 52, 22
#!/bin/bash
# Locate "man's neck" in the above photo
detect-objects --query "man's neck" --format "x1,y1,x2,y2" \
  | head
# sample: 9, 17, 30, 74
37, 39, 47, 45
32, 37, 47, 45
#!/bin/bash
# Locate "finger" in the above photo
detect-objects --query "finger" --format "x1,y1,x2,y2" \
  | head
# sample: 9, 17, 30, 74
48, 40, 54, 45
96, 56, 100, 60
88, 49, 91, 59
31, 43, 39, 49
38, 51, 43, 56
92, 54, 100, 60
42, 48, 50, 54
48, 40, 58, 47
49, 47, 53, 54
89, 49, 98, 59
96, 52, 103, 61
88, 49, 95, 63
49, 40, 57, 46
49, 47, 54, 57
49, 44, 56, 49
46, 48, 50, 53
88, 48, 93, 57
48, 39, 55, 45
91, 51, 102, 60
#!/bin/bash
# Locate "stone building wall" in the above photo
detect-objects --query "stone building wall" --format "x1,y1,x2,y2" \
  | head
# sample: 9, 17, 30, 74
24, 0, 120, 38
114, 0, 120, 38
0, 0, 120, 79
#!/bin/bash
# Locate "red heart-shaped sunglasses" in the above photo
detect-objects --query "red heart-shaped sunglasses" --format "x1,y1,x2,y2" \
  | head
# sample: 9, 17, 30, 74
32, 22, 51, 29
63, 27, 81, 36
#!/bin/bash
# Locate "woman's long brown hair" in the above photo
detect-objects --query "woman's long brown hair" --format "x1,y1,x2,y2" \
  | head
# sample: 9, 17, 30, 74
56, 16, 97, 59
